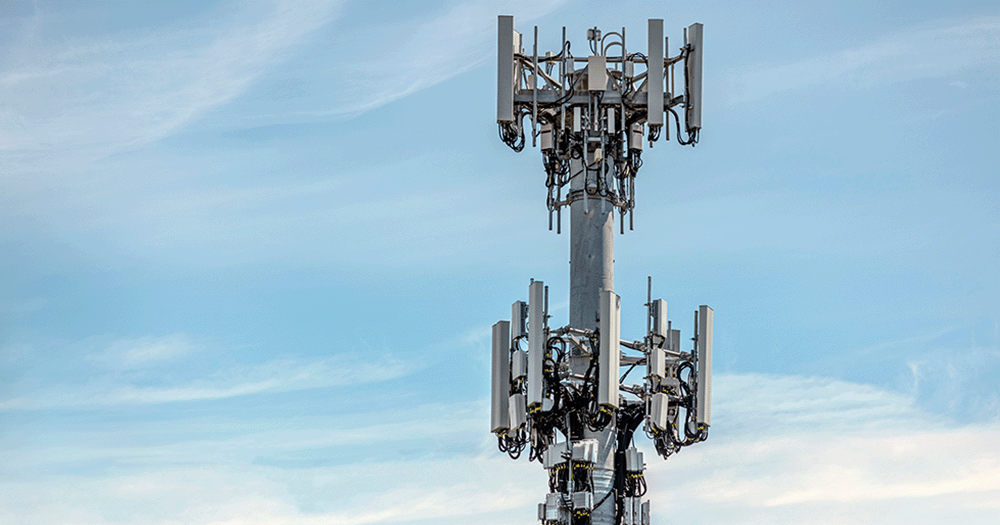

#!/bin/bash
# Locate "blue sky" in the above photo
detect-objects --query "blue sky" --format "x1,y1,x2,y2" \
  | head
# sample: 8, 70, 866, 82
1, 1, 998, 523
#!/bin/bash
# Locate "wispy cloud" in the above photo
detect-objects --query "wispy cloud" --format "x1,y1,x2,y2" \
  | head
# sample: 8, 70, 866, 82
3, 374, 998, 524
333, 0, 567, 117
651, 374, 1000, 523
725, 16, 1000, 104
240, 0, 568, 122
1, 398, 488, 476
0, 458, 543, 525
0, 0, 569, 164
4, 151, 540, 269
0, 349, 414, 410
0, 0, 344, 160
88, 333, 193, 367
649, 426, 1000, 515
0, 1, 566, 273
714, 372, 939, 432
827, 324, 1000, 422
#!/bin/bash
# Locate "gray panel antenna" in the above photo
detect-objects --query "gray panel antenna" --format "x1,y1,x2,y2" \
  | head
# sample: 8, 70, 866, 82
651, 298, 668, 341
598, 290, 620, 408
490, 16, 712, 525
497, 15, 516, 123
697, 305, 713, 426
527, 281, 545, 407
512, 300, 527, 339
490, 321, 511, 433
685, 23, 704, 133
647, 19, 664, 128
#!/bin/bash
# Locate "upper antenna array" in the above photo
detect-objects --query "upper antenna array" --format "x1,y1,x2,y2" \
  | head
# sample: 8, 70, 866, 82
496, 17, 704, 233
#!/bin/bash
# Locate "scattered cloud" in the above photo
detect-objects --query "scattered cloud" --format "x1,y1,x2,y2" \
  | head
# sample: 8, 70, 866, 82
0, 459, 542, 525
0, 350, 415, 410
89, 333, 193, 368
907, 345, 1000, 422
339, 0, 567, 115
714, 372, 939, 433
0, 0, 569, 166
0, 149, 541, 270
3, 373, 998, 524
0, 0, 345, 162
647, 426, 1000, 524
260, 0, 569, 121
725, 16, 1000, 104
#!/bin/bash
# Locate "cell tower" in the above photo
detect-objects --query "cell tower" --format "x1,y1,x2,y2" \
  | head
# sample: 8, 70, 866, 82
490, 16, 712, 525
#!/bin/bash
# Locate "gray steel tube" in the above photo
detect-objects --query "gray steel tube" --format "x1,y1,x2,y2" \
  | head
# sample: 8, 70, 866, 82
569, 154, 617, 525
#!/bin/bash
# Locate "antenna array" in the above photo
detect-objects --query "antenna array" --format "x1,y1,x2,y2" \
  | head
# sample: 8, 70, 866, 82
496, 17, 703, 233
491, 16, 713, 525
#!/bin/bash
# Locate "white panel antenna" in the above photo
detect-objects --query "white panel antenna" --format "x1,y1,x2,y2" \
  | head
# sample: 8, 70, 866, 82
540, 122, 553, 150
648, 392, 669, 430
588, 55, 607, 92
647, 348, 665, 381
543, 493, 567, 523
512, 349, 528, 380
629, 123, 644, 151
599, 290, 620, 409
543, 443, 567, 469
572, 439, 598, 463
625, 447, 644, 472
509, 392, 526, 430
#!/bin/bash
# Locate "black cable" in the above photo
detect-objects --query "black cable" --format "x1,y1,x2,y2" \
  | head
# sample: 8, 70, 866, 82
593, 487, 615, 516
619, 363, 638, 383
666, 106, 697, 146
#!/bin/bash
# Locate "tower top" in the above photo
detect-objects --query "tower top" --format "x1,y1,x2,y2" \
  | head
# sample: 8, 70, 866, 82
496, 16, 704, 233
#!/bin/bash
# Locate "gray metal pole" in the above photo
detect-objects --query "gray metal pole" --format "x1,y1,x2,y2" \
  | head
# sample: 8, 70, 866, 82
569, 153, 616, 525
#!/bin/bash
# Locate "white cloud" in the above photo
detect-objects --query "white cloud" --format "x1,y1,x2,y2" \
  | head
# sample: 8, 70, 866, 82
725, 16, 1000, 104
642, 374, 1000, 524
714, 372, 938, 432
0, 351, 414, 410
0, 459, 543, 525
0, 1, 569, 274
0, 0, 569, 159
6, 150, 544, 270
270, 0, 568, 120
3, 374, 999, 524
2, 400, 489, 475
95, 333, 193, 367
0, 0, 344, 161
642, 426, 1000, 525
